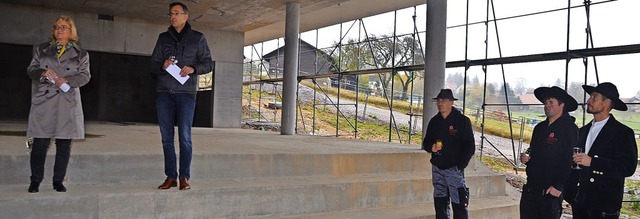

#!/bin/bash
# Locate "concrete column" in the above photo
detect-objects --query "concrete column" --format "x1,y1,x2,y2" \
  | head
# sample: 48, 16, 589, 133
280, 2, 300, 135
422, 0, 447, 148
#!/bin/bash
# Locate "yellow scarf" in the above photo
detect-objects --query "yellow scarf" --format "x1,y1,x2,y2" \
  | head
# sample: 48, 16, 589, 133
55, 41, 74, 59
57, 45, 66, 59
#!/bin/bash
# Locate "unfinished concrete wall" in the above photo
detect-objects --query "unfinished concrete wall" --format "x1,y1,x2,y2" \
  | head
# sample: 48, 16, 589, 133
0, 3, 244, 127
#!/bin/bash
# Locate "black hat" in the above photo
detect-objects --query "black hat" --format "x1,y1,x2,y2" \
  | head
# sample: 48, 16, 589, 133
534, 86, 578, 112
432, 89, 458, 100
582, 82, 627, 111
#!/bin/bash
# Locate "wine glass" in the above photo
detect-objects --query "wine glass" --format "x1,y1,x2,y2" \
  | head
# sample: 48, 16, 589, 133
169, 55, 178, 64
573, 147, 583, 169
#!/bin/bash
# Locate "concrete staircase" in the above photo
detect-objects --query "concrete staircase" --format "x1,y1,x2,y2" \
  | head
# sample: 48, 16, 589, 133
0, 122, 519, 218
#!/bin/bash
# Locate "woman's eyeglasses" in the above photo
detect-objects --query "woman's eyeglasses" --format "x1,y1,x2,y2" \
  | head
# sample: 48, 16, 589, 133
53, 25, 70, 31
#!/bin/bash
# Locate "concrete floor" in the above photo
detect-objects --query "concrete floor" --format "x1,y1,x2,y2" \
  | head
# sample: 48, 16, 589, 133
0, 120, 423, 156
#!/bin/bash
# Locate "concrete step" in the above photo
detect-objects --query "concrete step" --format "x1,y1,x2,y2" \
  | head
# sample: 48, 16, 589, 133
1, 152, 489, 185
0, 122, 518, 218
274, 196, 520, 219
0, 172, 507, 218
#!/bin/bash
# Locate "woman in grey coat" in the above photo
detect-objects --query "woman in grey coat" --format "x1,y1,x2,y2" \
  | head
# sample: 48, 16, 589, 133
26, 15, 91, 193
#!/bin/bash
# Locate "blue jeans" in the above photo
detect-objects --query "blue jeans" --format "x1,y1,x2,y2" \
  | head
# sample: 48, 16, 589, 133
156, 92, 196, 180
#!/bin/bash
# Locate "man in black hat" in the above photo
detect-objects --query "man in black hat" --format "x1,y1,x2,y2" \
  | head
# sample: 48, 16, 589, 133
563, 82, 638, 218
423, 89, 475, 219
520, 86, 579, 219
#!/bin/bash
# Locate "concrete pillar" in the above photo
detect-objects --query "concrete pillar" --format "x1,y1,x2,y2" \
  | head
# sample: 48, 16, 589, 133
212, 61, 244, 128
280, 2, 300, 135
422, 0, 447, 148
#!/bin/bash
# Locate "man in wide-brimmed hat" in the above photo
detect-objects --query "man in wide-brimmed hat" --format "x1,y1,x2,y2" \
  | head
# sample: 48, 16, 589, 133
422, 89, 475, 219
520, 86, 579, 219
564, 82, 638, 218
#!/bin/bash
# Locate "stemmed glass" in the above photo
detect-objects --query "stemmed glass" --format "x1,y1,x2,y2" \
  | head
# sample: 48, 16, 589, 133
573, 147, 583, 169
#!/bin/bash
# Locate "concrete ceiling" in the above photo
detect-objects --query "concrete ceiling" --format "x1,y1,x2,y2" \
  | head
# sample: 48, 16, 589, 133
4, 0, 425, 45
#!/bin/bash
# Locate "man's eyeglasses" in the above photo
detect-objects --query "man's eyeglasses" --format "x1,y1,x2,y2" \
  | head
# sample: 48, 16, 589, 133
167, 12, 186, 17
53, 25, 70, 31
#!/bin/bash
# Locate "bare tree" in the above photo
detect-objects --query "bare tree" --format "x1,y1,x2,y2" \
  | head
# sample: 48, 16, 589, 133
334, 34, 424, 100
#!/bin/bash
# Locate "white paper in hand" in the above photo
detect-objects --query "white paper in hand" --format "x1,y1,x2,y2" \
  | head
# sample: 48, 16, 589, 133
166, 64, 189, 85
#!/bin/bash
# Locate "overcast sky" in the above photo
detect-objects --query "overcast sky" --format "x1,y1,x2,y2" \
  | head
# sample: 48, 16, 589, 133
244, 0, 640, 98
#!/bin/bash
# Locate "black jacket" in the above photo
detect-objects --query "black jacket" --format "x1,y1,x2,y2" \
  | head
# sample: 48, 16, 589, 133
150, 22, 213, 95
563, 115, 638, 211
524, 113, 577, 191
423, 107, 475, 170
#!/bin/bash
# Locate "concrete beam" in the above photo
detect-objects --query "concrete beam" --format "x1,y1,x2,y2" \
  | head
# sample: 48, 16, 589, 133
0, 3, 243, 62
244, 0, 425, 45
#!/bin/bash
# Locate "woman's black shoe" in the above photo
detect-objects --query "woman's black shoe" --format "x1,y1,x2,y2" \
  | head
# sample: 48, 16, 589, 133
52, 182, 66, 192
28, 182, 40, 193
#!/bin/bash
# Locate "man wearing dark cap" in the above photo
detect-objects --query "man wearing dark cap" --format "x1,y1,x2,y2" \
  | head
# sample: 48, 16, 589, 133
564, 82, 638, 219
423, 89, 475, 219
520, 86, 579, 219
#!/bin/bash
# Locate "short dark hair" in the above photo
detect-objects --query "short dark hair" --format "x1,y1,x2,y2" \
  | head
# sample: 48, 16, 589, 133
169, 2, 189, 13
544, 97, 564, 104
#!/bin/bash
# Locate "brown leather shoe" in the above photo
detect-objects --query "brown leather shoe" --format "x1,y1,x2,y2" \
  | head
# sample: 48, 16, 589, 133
158, 178, 177, 190
179, 177, 190, 190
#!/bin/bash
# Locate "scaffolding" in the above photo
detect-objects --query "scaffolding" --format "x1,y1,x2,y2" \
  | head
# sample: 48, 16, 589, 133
243, 0, 640, 169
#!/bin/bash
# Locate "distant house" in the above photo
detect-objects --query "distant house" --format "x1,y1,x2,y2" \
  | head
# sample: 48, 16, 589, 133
262, 40, 357, 91
621, 97, 639, 112
518, 93, 543, 112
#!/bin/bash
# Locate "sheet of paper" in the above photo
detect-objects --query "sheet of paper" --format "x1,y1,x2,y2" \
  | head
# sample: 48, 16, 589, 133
166, 64, 189, 85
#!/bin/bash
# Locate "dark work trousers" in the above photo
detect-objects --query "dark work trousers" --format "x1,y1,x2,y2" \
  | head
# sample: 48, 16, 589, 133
572, 205, 620, 219
519, 184, 562, 219
432, 165, 469, 219
30, 138, 72, 183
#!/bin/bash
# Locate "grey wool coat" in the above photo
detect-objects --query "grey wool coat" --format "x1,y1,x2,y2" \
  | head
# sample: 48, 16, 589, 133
26, 41, 91, 139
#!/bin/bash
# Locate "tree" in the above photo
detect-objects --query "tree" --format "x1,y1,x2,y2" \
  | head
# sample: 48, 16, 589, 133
495, 82, 522, 110
554, 78, 564, 87
567, 82, 585, 104
333, 34, 424, 100
487, 83, 497, 97
334, 39, 373, 72
471, 75, 480, 85
464, 83, 485, 109
514, 77, 527, 95
446, 72, 464, 90
394, 36, 425, 100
